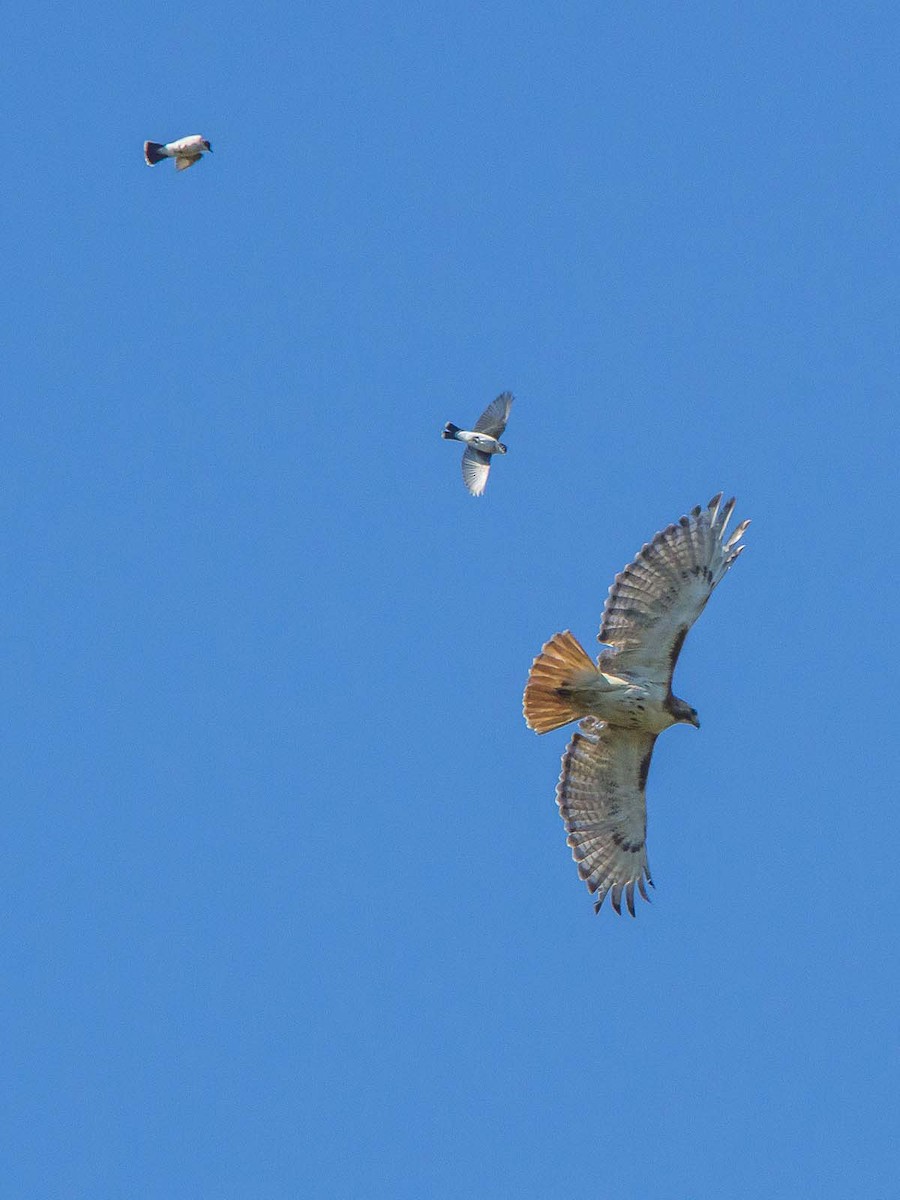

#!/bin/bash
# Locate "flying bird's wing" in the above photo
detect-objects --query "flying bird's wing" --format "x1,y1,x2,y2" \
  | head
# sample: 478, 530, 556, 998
461, 447, 492, 495
473, 391, 513, 437
597, 493, 749, 682
557, 718, 655, 916
175, 155, 202, 171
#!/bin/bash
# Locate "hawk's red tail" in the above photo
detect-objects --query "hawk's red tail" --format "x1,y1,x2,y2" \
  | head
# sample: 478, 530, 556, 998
523, 631, 598, 734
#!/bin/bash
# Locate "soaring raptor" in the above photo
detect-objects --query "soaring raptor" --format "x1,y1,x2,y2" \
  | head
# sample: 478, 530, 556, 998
523, 494, 749, 916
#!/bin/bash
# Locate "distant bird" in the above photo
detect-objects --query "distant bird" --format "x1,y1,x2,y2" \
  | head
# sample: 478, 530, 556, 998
523, 494, 749, 917
144, 135, 213, 171
441, 392, 513, 496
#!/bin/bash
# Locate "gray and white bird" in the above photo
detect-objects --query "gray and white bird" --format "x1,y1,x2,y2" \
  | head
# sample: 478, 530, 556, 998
441, 391, 514, 496
144, 135, 213, 171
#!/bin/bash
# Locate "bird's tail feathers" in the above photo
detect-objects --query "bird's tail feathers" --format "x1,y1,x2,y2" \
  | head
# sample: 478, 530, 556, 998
144, 141, 167, 165
442, 422, 461, 439
523, 631, 598, 733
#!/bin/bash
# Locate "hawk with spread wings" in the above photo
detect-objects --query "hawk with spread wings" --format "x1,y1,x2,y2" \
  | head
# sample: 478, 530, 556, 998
523, 494, 749, 916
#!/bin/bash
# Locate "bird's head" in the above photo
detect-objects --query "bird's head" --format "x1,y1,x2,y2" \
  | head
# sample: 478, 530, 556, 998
670, 697, 700, 728
497, 441, 508, 454
202, 140, 213, 153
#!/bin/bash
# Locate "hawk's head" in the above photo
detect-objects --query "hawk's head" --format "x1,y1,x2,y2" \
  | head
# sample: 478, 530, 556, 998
669, 697, 700, 728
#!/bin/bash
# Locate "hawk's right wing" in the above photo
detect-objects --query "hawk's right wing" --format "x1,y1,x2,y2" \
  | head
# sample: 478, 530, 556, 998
175, 155, 202, 171
556, 719, 656, 916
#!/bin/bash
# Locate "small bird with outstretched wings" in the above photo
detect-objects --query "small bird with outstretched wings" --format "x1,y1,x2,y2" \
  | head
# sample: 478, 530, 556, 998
523, 494, 749, 916
441, 392, 513, 496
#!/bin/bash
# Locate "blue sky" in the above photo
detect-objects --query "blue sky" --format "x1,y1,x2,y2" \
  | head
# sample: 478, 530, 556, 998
3, 2, 898, 1196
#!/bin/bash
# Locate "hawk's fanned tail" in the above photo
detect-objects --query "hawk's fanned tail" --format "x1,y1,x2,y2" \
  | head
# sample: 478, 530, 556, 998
557, 720, 656, 916
523, 630, 598, 733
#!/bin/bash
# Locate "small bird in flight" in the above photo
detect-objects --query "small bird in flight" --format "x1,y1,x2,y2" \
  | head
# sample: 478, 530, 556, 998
144, 135, 213, 172
441, 391, 514, 496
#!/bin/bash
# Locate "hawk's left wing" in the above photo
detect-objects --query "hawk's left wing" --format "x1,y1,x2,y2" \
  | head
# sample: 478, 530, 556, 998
473, 391, 513, 438
557, 719, 656, 916
597, 493, 749, 683
175, 155, 202, 171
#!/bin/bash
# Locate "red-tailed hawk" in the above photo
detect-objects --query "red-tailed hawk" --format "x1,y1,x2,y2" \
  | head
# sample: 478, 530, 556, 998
523, 494, 749, 916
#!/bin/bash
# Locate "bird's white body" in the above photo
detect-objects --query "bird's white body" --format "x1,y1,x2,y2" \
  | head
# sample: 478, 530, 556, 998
565, 672, 677, 734
144, 134, 213, 170
451, 430, 507, 456
163, 134, 208, 156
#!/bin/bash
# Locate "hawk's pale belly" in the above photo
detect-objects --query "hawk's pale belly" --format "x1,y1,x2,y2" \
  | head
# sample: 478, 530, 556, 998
564, 675, 676, 734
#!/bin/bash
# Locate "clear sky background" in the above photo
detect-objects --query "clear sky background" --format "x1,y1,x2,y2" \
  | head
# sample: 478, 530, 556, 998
3, 2, 898, 1196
